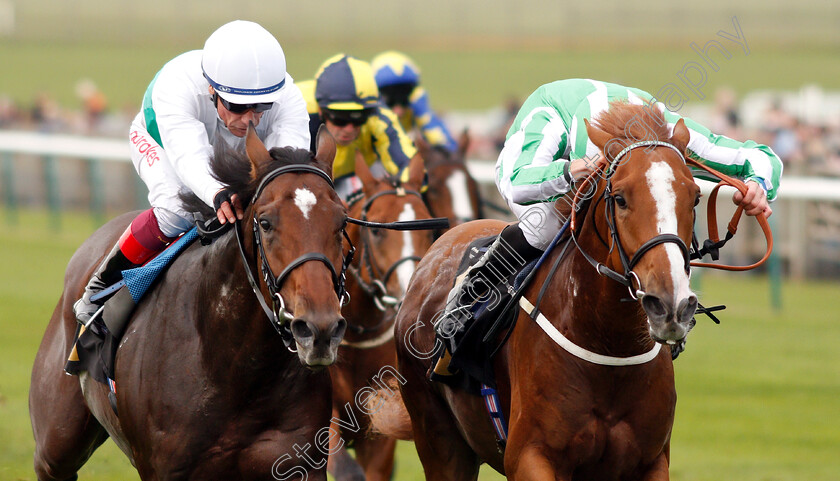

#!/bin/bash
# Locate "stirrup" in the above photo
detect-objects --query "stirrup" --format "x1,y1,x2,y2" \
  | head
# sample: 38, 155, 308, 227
74, 299, 105, 328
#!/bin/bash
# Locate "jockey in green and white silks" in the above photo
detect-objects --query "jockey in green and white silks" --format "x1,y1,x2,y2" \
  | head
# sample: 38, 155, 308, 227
496, 78, 783, 250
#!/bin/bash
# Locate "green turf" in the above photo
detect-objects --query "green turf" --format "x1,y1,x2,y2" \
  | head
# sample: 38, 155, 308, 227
4, 40, 839, 114
1, 209, 839, 480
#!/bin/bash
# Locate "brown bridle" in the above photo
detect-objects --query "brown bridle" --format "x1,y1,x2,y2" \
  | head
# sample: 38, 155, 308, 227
570, 148, 774, 273
684, 157, 774, 271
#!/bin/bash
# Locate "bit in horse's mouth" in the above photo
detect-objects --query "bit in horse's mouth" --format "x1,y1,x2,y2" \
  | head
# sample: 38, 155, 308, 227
649, 332, 685, 345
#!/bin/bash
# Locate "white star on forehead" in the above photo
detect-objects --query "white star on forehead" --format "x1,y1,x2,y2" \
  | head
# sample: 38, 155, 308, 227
294, 188, 317, 219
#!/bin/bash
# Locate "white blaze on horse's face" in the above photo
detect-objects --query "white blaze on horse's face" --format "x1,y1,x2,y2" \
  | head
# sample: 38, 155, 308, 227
645, 162, 693, 305
294, 188, 317, 220
396, 203, 417, 294
446, 170, 474, 222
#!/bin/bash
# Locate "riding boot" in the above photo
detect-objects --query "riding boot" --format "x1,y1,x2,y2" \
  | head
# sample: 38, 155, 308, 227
73, 208, 172, 325
73, 238, 138, 325
435, 223, 542, 342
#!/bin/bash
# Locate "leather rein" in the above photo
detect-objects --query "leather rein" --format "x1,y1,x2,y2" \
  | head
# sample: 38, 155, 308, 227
347, 186, 448, 333
233, 165, 449, 348
570, 140, 774, 299
235, 164, 353, 349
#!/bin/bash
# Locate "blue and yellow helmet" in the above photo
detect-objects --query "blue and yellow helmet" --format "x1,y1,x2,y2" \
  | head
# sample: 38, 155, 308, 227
371, 51, 421, 88
314, 54, 380, 111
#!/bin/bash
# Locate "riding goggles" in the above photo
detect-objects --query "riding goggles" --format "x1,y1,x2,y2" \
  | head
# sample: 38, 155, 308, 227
216, 95, 274, 114
379, 83, 414, 108
324, 108, 374, 127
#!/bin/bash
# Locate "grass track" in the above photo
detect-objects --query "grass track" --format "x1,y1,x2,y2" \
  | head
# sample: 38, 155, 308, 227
1, 209, 838, 480
4, 41, 839, 114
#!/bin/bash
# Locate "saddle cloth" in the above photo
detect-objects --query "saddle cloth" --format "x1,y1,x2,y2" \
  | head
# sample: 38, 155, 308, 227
430, 235, 536, 394
65, 227, 200, 384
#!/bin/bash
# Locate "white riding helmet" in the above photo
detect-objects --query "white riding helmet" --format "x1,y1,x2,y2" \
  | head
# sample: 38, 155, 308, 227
201, 20, 287, 104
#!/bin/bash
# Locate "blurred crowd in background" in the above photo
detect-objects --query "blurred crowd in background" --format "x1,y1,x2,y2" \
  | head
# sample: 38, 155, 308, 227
1, 80, 839, 178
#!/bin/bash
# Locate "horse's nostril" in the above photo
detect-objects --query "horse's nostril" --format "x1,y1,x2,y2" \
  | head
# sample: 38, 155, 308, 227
291, 319, 314, 339
642, 295, 667, 319
331, 318, 347, 340
678, 295, 698, 323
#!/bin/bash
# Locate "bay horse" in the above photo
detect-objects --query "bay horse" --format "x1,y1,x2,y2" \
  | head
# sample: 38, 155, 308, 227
417, 131, 483, 229
374, 103, 702, 480
30, 127, 350, 480
327, 152, 435, 481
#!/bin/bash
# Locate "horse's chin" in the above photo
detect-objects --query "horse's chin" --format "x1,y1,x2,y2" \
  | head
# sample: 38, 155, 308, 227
648, 317, 696, 345
295, 348, 339, 370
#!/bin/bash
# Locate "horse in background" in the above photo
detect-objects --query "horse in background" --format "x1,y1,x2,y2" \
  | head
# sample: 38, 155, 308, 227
417, 130, 484, 229
374, 103, 702, 480
31, 128, 350, 480
327, 152, 435, 481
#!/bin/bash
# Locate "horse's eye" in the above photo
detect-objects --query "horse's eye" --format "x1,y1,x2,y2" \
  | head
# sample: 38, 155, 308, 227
614, 194, 627, 209
694, 194, 701, 207
259, 219, 272, 231
370, 228, 382, 238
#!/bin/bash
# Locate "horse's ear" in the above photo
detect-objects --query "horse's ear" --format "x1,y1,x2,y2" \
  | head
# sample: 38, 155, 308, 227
670, 118, 690, 155
245, 122, 271, 180
354, 149, 377, 193
457, 128, 470, 161
406, 152, 426, 188
314, 125, 337, 178
585, 118, 622, 162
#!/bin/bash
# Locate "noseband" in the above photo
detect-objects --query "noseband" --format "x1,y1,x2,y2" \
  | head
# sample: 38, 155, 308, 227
348, 186, 424, 322
236, 164, 354, 349
572, 140, 692, 300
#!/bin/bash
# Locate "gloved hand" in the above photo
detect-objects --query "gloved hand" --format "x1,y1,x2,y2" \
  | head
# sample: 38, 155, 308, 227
213, 188, 243, 224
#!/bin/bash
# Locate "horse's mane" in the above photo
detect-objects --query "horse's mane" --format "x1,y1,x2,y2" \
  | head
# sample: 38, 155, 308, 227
591, 100, 670, 143
179, 140, 320, 217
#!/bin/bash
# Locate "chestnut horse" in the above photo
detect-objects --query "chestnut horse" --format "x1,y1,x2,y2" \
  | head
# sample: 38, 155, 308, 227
30, 128, 351, 480
417, 131, 483, 229
376, 103, 702, 480
327, 153, 435, 481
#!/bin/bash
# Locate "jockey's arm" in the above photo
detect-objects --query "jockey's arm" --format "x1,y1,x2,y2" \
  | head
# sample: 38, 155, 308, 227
662, 111, 782, 218
410, 86, 457, 152
372, 107, 418, 176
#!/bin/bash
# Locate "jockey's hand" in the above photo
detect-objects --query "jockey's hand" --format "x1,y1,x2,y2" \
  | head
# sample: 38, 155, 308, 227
214, 188, 244, 224
732, 180, 772, 218
569, 155, 608, 182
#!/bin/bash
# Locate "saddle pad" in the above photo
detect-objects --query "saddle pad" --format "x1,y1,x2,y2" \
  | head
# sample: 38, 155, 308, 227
65, 227, 201, 385
122, 227, 199, 302
430, 236, 538, 393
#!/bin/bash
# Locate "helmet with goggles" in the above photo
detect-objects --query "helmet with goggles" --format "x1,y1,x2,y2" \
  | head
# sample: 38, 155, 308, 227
201, 20, 287, 105
371, 51, 420, 108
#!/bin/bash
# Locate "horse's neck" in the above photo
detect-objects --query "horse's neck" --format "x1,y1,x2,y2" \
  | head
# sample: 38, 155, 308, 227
195, 232, 295, 374
531, 218, 650, 357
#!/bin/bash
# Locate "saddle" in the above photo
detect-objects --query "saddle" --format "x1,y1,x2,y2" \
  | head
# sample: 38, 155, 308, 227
430, 236, 536, 393
65, 218, 226, 387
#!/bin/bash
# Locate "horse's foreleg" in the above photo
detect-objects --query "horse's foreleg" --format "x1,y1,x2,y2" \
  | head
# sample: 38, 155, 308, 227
640, 452, 670, 481
353, 435, 396, 481
506, 446, 569, 481
31, 307, 110, 481
326, 442, 365, 481
400, 378, 479, 480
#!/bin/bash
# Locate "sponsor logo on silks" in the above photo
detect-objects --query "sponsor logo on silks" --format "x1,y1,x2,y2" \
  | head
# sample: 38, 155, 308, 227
130, 130, 162, 167
202, 71, 285, 96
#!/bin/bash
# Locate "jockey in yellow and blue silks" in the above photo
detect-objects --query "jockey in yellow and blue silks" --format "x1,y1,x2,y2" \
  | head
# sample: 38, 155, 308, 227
371, 51, 457, 153
307, 54, 420, 200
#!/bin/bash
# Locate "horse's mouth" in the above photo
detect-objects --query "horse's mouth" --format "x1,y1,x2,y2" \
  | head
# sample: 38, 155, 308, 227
648, 325, 692, 345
